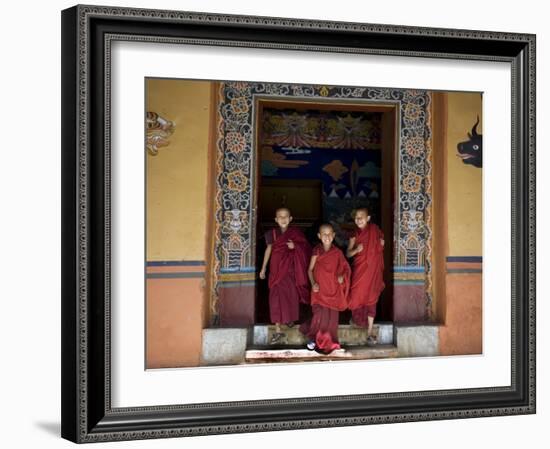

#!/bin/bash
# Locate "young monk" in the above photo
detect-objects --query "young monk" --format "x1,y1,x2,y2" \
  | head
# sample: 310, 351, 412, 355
259, 207, 311, 343
299, 223, 351, 354
346, 208, 385, 345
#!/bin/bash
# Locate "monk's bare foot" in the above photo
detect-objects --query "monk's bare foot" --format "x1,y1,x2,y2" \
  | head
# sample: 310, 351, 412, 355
367, 335, 378, 346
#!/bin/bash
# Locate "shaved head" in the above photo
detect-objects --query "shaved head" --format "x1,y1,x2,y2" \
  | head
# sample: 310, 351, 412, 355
275, 207, 292, 217
318, 223, 335, 233
353, 207, 369, 218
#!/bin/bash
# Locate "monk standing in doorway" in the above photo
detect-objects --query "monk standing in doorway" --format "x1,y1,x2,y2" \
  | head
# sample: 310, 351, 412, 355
300, 223, 351, 354
259, 208, 311, 344
347, 208, 385, 345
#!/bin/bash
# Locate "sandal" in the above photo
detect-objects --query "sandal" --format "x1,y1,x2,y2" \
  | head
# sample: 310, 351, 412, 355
367, 335, 378, 346
270, 332, 285, 344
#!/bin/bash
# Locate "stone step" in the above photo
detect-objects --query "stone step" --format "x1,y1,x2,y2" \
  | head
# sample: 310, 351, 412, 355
252, 322, 394, 346
245, 345, 398, 363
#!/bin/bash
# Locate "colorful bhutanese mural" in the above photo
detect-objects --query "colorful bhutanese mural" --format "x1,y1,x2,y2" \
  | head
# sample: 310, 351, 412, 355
261, 109, 381, 150
262, 145, 383, 200
260, 108, 383, 244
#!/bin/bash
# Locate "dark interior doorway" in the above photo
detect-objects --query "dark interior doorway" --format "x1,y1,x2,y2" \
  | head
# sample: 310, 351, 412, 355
255, 178, 323, 324
255, 100, 395, 324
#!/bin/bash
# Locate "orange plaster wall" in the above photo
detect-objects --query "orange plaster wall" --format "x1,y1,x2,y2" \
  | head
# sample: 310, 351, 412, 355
431, 92, 448, 323
439, 273, 482, 355
145, 79, 213, 368
432, 91, 482, 355
146, 276, 204, 368
146, 79, 211, 261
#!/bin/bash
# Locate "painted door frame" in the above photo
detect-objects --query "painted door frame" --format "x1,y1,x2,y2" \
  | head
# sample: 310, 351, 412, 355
253, 96, 398, 323
209, 83, 434, 327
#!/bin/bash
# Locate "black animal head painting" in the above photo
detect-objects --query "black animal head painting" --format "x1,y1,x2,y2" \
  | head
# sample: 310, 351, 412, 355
457, 117, 482, 168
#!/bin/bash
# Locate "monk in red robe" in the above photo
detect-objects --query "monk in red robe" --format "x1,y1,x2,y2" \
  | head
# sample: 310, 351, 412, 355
299, 223, 351, 354
346, 208, 385, 345
259, 208, 311, 343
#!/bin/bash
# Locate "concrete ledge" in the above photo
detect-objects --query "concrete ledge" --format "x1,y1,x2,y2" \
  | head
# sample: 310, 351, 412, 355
252, 325, 269, 346
373, 322, 394, 345
201, 328, 248, 366
395, 324, 439, 358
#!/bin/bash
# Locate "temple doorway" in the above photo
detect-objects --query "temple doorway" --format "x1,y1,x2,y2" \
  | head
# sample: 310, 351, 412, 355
254, 99, 396, 324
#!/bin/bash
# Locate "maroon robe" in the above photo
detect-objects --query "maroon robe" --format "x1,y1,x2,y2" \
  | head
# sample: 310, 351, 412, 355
300, 245, 351, 353
348, 223, 385, 325
300, 305, 340, 353
310, 245, 351, 311
266, 227, 311, 324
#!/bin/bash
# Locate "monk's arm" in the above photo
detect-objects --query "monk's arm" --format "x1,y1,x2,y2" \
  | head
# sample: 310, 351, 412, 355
337, 254, 349, 282
346, 236, 358, 258
259, 244, 272, 278
308, 255, 319, 290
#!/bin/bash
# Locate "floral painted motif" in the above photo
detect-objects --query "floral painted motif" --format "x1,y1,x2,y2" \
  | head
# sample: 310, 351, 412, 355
225, 132, 246, 154
226, 170, 248, 192
403, 172, 422, 193
230, 97, 249, 114
405, 136, 425, 158
404, 103, 422, 122
229, 82, 251, 94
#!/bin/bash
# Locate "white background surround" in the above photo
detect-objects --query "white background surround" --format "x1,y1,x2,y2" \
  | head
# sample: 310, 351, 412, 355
113, 42, 510, 407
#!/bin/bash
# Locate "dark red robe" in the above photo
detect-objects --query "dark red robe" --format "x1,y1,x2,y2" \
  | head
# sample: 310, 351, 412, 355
300, 245, 351, 353
266, 227, 311, 324
348, 223, 385, 325
310, 245, 351, 312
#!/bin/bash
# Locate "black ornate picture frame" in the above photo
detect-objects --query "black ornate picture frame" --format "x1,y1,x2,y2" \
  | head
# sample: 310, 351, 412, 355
61, 4, 536, 443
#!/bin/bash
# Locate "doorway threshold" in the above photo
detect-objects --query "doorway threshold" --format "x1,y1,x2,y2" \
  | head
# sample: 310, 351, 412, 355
245, 345, 397, 363
252, 323, 394, 346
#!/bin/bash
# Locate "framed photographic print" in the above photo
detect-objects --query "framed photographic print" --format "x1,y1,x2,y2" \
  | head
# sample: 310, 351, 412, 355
61, 4, 536, 443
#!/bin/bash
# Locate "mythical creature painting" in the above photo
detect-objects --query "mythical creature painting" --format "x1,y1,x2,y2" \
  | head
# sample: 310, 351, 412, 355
146, 111, 175, 156
457, 117, 482, 168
